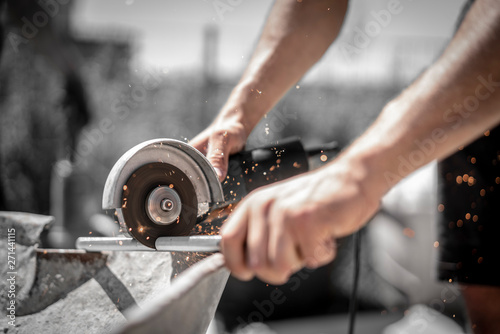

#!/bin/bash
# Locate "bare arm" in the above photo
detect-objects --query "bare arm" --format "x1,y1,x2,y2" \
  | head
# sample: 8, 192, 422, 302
342, 0, 500, 205
230, 0, 348, 128
191, 0, 348, 179
220, 0, 500, 284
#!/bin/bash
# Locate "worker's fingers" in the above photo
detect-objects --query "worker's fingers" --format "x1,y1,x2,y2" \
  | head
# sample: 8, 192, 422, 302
293, 220, 337, 268
267, 226, 303, 285
246, 200, 271, 271
190, 116, 247, 181
206, 130, 233, 181
189, 133, 209, 155
220, 204, 253, 281
306, 237, 337, 269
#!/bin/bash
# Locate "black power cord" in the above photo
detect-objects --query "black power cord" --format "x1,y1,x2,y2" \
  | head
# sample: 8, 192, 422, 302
347, 231, 361, 334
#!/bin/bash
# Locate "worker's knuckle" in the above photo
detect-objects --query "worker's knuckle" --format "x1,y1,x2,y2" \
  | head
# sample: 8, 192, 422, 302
274, 258, 293, 275
313, 240, 336, 264
301, 244, 317, 260
288, 208, 313, 231
294, 215, 311, 231
326, 244, 337, 262
221, 231, 239, 246
221, 232, 243, 251
305, 258, 319, 269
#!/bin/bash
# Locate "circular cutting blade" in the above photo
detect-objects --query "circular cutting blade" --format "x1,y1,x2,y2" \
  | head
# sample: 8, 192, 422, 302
121, 162, 198, 248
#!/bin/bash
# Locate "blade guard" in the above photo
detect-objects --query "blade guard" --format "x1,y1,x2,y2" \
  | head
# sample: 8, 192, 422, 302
102, 138, 224, 218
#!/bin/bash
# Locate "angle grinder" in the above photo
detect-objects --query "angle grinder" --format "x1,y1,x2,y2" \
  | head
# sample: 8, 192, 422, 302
76, 137, 339, 252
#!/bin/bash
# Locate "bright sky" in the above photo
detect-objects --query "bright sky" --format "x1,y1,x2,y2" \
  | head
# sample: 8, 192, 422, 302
72, 0, 467, 76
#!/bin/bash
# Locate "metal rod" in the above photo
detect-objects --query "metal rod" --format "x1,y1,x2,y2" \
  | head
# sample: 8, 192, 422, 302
76, 237, 155, 252
75, 235, 222, 253
155, 235, 221, 252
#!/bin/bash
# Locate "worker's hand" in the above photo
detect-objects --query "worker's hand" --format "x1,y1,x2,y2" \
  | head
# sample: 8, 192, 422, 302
190, 110, 248, 181
220, 159, 380, 285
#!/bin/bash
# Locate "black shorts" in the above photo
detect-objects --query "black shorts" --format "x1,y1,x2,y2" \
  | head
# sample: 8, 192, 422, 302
437, 126, 500, 286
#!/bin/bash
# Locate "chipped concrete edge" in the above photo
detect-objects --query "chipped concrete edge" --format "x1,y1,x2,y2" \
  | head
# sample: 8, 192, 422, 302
116, 253, 229, 334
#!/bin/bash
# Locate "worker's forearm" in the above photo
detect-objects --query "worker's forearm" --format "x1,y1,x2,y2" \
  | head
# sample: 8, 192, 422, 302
221, 0, 348, 133
333, 0, 500, 201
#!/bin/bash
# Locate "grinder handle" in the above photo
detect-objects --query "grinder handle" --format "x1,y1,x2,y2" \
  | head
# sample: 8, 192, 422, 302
223, 137, 308, 203
222, 137, 341, 203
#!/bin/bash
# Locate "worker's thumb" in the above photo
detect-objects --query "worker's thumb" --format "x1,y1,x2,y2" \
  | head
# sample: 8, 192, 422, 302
206, 133, 230, 182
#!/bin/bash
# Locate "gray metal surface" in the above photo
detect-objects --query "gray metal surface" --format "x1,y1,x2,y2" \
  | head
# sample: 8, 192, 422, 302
76, 236, 155, 252
76, 235, 222, 253
155, 235, 221, 252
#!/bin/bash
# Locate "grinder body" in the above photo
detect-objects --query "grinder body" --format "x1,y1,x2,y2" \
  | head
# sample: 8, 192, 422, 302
100, 137, 332, 249
223, 137, 309, 203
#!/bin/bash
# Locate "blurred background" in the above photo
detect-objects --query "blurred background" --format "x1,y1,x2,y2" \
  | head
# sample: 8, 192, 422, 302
0, 0, 470, 333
